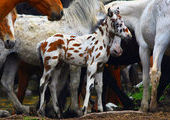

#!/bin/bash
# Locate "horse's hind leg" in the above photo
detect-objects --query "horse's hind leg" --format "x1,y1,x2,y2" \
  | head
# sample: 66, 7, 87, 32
69, 65, 83, 116
1, 54, 29, 114
49, 68, 61, 118
38, 57, 59, 116
150, 32, 170, 112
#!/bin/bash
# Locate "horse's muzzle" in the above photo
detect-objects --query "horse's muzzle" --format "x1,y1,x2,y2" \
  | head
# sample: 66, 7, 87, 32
49, 10, 64, 21
4, 40, 15, 49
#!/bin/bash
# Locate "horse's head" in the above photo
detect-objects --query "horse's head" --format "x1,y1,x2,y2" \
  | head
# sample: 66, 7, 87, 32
0, 9, 17, 49
107, 7, 132, 40
110, 36, 123, 57
28, 0, 63, 21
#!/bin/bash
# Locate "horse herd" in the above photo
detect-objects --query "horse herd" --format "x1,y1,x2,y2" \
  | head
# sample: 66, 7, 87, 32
0, 0, 170, 118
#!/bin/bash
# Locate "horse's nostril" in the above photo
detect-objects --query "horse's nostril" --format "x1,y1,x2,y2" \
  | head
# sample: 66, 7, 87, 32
60, 10, 64, 16
6, 40, 10, 44
5, 40, 15, 49
114, 50, 118, 54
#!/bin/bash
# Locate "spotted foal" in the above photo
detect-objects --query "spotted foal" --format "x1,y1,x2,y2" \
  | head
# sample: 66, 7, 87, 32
37, 7, 132, 116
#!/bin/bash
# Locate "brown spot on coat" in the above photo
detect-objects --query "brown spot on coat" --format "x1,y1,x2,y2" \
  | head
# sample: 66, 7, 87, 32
74, 50, 79, 53
91, 57, 94, 65
52, 56, 58, 59
44, 56, 51, 71
47, 39, 64, 52
54, 34, 63, 37
94, 40, 98, 45
67, 53, 72, 57
99, 46, 103, 50
73, 43, 81, 47
96, 53, 101, 58
107, 46, 110, 57
95, 48, 98, 51
123, 28, 129, 33
92, 37, 95, 41
79, 47, 82, 50
79, 53, 83, 57
87, 36, 92, 39
40, 42, 48, 54
69, 48, 74, 50
70, 35, 76, 38
98, 27, 104, 36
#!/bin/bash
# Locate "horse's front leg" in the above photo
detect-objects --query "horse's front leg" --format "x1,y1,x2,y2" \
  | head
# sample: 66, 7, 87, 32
95, 69, 104, 112
82, 63, 97, 115
1, 54, 30, 114
150, 32, 170, 112
69, 65, 83, 116
139, 45, 151, 112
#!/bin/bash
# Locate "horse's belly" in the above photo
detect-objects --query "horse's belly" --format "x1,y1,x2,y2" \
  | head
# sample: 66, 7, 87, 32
16, 38, 41, 66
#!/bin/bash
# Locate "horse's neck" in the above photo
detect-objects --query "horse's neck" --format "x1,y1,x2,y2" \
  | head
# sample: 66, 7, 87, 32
0, 0, 19, 21
95, 20, 110, 46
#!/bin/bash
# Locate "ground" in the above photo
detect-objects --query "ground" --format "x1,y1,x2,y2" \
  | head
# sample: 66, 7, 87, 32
2, 111, 170, 120
1, 98, 170, 120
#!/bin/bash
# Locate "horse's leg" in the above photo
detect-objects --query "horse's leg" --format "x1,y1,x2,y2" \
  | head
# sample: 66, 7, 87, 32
17, 62, 30, 103
139, 44, 151, 112
37, 70, 51, 116
150, 32, 170, 112
1, 54, 29, 114
82, 63, 97, 115
38, 57, 59, 116
95, 70, 103, 112
48, 68, 62, 118
69, 65, 82, 116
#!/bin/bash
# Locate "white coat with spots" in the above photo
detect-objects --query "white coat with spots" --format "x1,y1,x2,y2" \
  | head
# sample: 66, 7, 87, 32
37, 7, 132, 117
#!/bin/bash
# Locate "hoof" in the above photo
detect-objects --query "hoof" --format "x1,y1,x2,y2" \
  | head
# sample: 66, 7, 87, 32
149, 102, 157, 112
0, 110, 10, 117
37, 109, 45, 117
63, 109, 83, 118
82, 107, 87, 115
139, 103, 148, 112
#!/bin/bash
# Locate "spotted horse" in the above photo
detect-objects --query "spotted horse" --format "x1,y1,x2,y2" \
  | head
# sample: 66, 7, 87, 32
37, 7, 132, 117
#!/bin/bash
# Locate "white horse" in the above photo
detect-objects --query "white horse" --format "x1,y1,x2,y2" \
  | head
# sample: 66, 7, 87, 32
105, 0, 151, 112
0, 0, 106, 115
138, 0, 170, 112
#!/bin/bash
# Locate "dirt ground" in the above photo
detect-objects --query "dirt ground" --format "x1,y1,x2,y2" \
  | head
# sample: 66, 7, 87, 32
1, 110, 170, 120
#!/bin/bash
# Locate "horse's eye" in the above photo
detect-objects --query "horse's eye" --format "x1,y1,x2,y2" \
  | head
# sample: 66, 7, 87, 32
120, 24, 122, 27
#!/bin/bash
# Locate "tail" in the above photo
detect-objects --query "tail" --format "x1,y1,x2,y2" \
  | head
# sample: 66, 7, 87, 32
37, 42, 44, 73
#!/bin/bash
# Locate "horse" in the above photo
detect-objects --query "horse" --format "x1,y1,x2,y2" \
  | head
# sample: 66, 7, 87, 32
37, 7, 131, 117
0, 0, 63, 21
0, 0, 106, 115
105, 0, 151, 112
137, 0, 170, 112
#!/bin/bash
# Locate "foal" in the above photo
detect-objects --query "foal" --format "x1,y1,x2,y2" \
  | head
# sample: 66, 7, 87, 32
37, 7, 131, 116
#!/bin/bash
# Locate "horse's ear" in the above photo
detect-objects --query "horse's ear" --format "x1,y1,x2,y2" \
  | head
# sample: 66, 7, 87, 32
107, 8, 113, 17
115, 7, 120, 15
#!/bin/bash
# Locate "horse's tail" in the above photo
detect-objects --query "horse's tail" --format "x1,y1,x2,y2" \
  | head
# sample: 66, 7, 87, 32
37, 42, 44, 72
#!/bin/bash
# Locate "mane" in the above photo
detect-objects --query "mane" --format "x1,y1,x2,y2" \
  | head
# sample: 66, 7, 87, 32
91, 17, 106, 33
64, 0, 106, 32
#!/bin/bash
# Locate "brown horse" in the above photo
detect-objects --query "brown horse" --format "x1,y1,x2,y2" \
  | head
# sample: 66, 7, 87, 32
0, 0, 63, 49
0, 0, 63, 21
